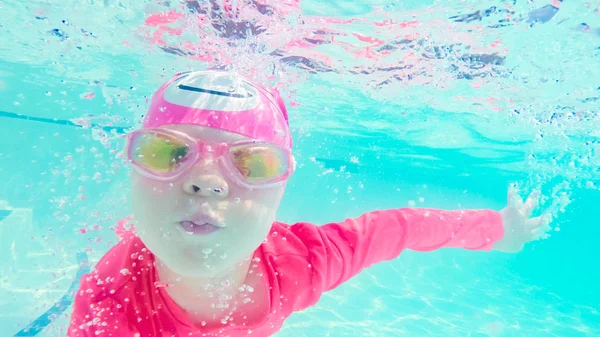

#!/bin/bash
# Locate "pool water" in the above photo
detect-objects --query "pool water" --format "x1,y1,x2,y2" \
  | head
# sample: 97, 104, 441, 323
1, 1, 599, 336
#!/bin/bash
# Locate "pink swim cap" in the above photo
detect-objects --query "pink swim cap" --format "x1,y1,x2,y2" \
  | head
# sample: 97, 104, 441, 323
142, 70, 292, 149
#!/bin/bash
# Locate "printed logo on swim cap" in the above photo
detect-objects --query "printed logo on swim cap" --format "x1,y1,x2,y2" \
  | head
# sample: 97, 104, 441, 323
162, 71, 261, 112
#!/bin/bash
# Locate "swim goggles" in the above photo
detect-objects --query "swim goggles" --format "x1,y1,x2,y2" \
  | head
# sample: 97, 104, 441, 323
125, 128, 295, 189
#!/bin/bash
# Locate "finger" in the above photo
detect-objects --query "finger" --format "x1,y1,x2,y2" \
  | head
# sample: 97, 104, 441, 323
530, 228, 543, 241
526, 216, 543, 230
536, 211, 552, 225
531, 226, 551, 241
508, 185, 523, 208
527, 214, 553, 240
522, 190, 540, 217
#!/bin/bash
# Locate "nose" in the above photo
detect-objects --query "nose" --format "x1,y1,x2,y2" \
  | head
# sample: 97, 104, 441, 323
183, 173, 230, 198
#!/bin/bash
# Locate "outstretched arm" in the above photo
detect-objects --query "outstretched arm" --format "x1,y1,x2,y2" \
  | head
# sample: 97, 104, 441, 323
312, 207, 504, 291
299, 187, 547, 292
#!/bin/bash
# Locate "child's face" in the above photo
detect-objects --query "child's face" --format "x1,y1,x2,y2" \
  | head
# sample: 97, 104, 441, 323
129, 124, 286, 277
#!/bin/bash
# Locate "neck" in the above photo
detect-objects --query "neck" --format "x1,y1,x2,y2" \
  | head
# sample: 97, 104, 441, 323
157, 257, 252, 289
155, 256, 254, 321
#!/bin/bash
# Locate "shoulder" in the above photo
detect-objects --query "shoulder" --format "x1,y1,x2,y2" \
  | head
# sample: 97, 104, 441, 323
261, 221, 328, 257
76, 235, 148, 304
259, 222, 331, 311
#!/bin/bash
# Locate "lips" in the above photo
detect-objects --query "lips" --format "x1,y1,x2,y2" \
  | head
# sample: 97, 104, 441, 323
179, 220, 220, 235
178, 213, 222, 235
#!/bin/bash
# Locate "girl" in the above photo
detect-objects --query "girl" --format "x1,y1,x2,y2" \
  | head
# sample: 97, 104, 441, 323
68, 70, 548, 337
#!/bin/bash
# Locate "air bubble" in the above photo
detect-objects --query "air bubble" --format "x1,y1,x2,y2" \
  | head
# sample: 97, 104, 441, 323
154, 281, 169, 288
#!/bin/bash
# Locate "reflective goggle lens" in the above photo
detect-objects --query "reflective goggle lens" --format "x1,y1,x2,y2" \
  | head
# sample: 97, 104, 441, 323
229, 144, 288, 183
129, 132, 190, 173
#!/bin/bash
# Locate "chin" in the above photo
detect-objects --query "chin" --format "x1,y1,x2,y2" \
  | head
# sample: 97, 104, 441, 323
166, 255, 237, 278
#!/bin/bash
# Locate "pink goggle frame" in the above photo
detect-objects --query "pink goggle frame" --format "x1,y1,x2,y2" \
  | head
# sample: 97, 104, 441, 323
126, 128, 295, 189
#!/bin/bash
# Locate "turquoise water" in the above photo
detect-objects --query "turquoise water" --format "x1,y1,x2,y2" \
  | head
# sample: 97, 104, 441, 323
1, 1, 599, 336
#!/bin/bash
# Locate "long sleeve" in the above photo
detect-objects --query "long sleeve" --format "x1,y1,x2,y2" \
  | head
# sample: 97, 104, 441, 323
67, 231, 138, 337
67, 279, 132, 337
294, 208, 504, 292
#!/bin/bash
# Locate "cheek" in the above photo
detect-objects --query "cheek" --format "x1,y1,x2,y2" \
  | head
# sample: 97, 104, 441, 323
131, 173, 165, 194
223, 202, 274, 244
231, 185, 284, 207
224, 189, 282, 228
130, 174, 180, 210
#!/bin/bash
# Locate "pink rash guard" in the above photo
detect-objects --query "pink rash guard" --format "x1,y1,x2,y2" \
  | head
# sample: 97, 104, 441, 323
67, 208, 504, 337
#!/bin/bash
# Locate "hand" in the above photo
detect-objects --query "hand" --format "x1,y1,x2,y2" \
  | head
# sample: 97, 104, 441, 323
493, 185, 551, 253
